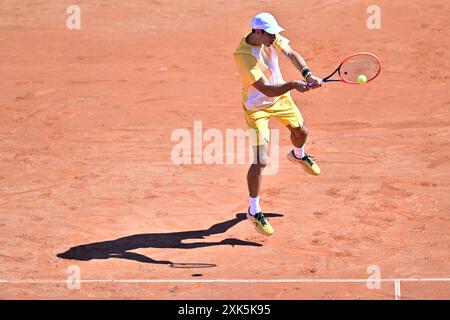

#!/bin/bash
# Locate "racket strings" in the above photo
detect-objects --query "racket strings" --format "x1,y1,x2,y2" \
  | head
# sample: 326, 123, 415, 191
339, 54, 381, 83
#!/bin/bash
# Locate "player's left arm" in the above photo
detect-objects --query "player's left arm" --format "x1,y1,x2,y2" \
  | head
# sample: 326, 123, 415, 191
281, 44, 321, 89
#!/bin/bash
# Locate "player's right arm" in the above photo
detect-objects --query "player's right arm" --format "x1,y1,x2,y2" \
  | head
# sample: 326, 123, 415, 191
252, 77, 309, 97
234, 53, 310, 97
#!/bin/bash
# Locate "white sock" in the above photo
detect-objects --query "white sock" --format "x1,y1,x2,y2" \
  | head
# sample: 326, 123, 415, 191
293, 145, 305, 159
249, 196, 261, 215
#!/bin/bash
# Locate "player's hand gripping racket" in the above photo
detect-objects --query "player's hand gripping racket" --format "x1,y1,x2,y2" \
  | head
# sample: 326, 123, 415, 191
315, 52, 381, 85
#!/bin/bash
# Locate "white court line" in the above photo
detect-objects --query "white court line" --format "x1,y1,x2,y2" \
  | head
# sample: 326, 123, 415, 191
1, 278, 450, 284
394, 281, 402, 300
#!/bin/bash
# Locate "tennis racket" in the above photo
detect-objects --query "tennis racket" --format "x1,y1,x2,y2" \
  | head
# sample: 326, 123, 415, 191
314, 52, 382, 85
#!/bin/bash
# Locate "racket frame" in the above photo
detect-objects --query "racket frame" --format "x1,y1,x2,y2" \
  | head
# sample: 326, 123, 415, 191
321, 52, 382, 84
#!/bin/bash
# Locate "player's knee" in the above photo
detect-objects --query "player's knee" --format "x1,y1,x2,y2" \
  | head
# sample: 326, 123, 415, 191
258, 158, 269, 168
252, 145, 269, 168
258, 156, 269, 168
292, 125, 308, 140
252, 153, 269, 168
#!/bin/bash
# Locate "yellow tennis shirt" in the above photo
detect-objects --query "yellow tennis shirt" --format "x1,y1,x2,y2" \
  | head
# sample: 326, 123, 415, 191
233, 33, 290, 110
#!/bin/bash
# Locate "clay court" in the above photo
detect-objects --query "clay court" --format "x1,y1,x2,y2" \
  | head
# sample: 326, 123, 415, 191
1, 0, 449, 299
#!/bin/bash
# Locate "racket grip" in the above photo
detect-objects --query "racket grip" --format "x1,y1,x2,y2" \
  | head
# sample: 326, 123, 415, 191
307, 79, 323, 87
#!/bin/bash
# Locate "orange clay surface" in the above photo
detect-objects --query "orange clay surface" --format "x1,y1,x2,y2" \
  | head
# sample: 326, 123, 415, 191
1, 0, 449, 299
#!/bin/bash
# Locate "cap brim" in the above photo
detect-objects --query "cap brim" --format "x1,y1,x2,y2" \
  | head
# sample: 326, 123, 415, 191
265, 25, 284, 34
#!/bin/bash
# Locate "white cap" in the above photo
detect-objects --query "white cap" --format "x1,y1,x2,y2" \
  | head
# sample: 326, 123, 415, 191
251, 12, 284, 34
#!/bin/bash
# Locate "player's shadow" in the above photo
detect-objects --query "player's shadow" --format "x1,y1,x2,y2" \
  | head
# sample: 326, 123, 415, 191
57, 213, 283, 267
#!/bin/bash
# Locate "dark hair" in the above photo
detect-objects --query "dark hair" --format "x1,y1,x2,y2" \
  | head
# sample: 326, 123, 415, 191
251, 28, 265, 34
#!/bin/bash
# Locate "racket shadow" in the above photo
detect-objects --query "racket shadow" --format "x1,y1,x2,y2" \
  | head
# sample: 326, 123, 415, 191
57, 212, 284, 267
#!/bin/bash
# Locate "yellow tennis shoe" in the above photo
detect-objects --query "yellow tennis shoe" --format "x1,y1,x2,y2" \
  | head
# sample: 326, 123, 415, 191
287, 150, 321, 176
247, 209, 274, 236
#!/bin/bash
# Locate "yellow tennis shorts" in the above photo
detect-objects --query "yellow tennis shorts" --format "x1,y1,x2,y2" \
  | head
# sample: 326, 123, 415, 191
244, 94, 304, 145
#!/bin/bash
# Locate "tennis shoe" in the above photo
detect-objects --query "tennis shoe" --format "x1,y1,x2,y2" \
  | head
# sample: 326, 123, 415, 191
247, 208, 274, 236
287, 150, 321, 176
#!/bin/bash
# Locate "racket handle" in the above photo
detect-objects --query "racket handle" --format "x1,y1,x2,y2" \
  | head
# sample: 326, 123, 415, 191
307, 79, 323, 88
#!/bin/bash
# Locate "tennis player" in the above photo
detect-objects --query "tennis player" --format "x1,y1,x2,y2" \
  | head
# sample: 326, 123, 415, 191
233, 12, 321, 236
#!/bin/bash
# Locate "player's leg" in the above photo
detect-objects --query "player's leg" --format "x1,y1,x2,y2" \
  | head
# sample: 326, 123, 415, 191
244, 110, 270, 209
247, 144, 268, 200
272, 95, 321, 175
246, 143, 274, 236
288, 124, 308, 151
244, 110, 274, 236
287, 124, 308, 158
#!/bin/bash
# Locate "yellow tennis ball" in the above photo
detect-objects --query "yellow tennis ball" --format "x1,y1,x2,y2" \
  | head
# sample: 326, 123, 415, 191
357, 74, 367, 84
